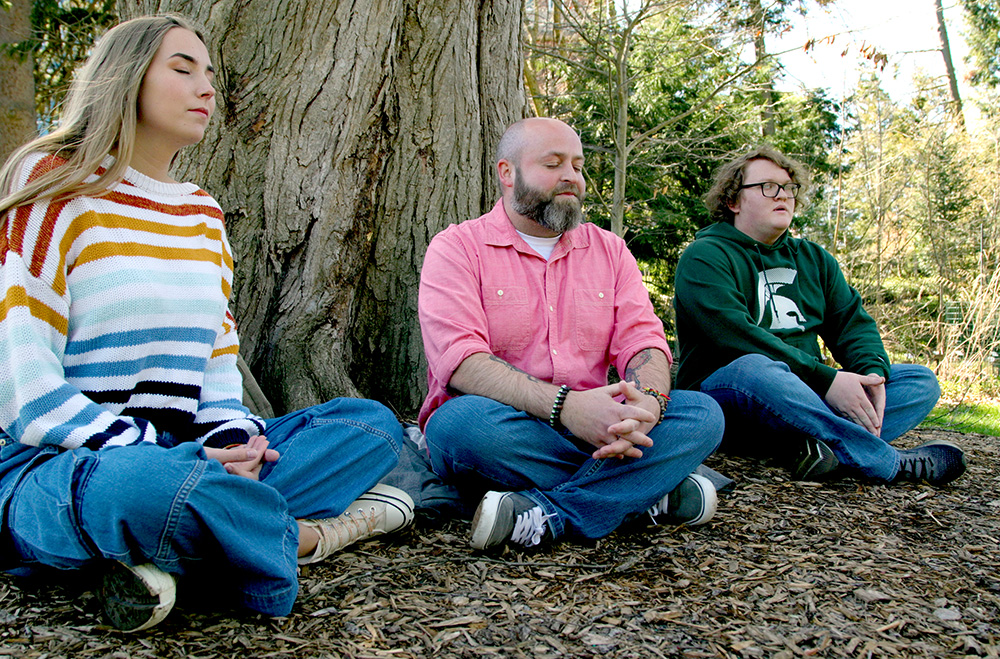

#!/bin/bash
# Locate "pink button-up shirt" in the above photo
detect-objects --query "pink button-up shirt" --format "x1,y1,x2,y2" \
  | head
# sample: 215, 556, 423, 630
417, 200, 671, 430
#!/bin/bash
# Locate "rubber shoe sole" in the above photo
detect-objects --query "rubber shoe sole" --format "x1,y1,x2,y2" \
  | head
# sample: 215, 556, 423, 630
650, 473, 717, 526
352, 483, 415, 533
668, 473, 717, 525
99, 562, 175, 632
470, 491, 517, 550
790, 438, 839, 481
470, 491, 550, 550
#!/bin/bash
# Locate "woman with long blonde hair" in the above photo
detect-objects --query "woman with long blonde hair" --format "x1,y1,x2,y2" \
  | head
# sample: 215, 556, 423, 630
0, 14, 412, 632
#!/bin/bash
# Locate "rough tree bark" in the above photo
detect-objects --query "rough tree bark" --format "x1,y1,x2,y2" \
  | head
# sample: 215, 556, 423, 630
0, 0, 34, 165
124, 0, 525, 416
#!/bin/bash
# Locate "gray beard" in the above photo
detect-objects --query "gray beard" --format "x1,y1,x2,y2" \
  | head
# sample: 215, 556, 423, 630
511, 175, 584, 234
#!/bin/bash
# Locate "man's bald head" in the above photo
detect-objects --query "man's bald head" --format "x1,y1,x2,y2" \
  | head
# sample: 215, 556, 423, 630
496, 117, 578, 179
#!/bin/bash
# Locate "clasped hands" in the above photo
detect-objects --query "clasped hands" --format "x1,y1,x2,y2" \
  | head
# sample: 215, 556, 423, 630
825, 371, 886, 437
560, 380, 660, 460
203, 435, 280, 480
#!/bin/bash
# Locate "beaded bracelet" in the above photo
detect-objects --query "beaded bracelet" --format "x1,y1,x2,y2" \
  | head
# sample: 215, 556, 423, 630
548, 384, 571, 428
641, 387, 670, 423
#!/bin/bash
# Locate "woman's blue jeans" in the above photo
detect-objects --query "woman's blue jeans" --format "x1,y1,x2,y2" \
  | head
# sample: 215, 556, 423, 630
0, 398, 402, 616
699, 354, 940, 481
425, 390, 723, 540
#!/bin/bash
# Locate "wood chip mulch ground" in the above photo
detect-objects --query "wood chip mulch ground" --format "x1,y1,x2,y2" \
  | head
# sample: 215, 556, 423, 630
0, 428, 996, 658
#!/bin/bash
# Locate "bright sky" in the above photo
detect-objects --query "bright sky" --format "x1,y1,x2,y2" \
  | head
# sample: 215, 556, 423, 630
772, 0, 975, 112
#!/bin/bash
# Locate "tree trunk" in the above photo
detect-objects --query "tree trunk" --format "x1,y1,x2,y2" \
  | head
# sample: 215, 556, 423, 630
0, 0, 35, 164
610, 7, 630, 238
125, 1, 525, 416
748, 0, 775, 137
934, 0, 965, 127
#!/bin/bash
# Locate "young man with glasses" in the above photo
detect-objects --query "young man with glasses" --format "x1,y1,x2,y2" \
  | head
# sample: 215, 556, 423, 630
673, 145, 966, 486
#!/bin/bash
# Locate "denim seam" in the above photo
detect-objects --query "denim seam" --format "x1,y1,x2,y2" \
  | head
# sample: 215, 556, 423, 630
154, 457, 208, 565
69, 453, 105, 560
309, 419, 401, 457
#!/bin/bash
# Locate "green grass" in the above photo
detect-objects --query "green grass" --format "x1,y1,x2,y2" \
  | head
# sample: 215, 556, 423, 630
921, 399, 1000, 437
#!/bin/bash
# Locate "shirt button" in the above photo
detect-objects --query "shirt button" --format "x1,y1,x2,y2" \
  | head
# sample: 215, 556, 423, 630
552, 349, 558, 355
549, 305, 554, 312
598, 292, 605, 298
497, 290, 503, 296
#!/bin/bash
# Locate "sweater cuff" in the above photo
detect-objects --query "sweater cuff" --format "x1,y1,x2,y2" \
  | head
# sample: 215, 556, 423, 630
807, 363, 840, 397
202, 427, 254, 449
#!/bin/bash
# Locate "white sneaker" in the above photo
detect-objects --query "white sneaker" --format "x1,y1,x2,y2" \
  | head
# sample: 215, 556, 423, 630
648, 474, 717, 526
298, 483, 414, 565
98, 562, 176, 632
470, 491, 552, 550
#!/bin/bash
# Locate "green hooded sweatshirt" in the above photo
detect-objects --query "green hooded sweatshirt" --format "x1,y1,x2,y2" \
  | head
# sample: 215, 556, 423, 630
674, 222, 890, 394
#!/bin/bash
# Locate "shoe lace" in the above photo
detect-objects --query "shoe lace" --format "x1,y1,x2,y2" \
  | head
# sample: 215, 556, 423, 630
509, 506, 552, 547
647, 498, 666, 525
899, 454, 933, 480
321, 505, 380, 551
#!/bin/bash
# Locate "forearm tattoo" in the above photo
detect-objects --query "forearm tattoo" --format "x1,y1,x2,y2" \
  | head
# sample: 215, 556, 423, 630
624, 348, 654, 388
488, 354, 542, 383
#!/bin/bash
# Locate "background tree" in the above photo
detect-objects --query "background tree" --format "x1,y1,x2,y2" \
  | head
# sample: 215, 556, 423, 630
962, 0, 1000, 90
526, 0, 737, 238
524, 0, 840, 328
716, 0, 837, 138
934, 0, 965, 126
0, 0, 35, 164
837, 78, 914, 312
125, 0, 525, 416
6, 0, 116, 129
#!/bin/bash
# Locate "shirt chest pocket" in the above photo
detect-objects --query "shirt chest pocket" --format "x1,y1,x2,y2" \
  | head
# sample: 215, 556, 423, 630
483, 285, 531, 351
575, 288, 614, 352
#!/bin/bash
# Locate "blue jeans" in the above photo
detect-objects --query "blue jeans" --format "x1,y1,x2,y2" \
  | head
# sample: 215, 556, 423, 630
699, 354, 940, 482
0, 398, 402, 616
425, 391, 723, 540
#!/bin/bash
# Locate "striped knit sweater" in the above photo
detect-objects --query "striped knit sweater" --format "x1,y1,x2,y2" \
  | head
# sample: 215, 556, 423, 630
0, 153, 264, 450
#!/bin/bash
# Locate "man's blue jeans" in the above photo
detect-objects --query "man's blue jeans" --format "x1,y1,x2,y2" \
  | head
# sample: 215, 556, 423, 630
699, 354, 940, 481
425, 390, 723, 540
0, 398, 402, 617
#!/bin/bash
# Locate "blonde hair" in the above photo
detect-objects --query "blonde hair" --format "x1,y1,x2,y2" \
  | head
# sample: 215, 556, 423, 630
704, 145, 812, 223
0, 14, 207, 217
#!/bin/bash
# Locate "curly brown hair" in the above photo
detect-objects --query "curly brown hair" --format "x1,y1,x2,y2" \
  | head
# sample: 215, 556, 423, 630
703, 145, 812, 223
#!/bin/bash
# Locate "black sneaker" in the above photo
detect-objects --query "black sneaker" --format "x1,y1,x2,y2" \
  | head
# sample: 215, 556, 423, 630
98, 562, 176, 632
790, 437, 839, 481
648, 474, 717, 526
470, 491, 552, 550
895, 440, 967, 485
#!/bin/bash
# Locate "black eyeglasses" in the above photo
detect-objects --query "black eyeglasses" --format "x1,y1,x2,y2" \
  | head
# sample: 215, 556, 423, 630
740, 182, 801, 199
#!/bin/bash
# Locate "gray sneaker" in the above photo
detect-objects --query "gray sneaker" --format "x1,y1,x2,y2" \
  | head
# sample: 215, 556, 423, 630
470, 491, 552, 550
98, 562, 176, 632
790, 437, 839, 481
895, 440, 966, 485
648, 473, 717, 526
